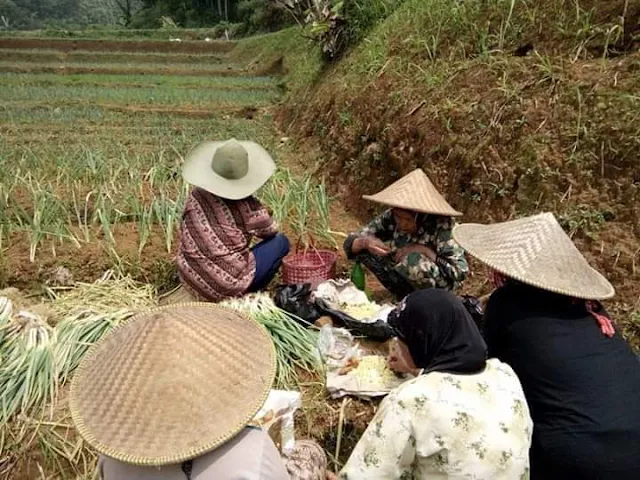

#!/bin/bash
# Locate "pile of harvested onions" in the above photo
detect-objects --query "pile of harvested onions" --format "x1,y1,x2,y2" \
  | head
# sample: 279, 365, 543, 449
221, 293, 321, 387
0, 272, 156, 422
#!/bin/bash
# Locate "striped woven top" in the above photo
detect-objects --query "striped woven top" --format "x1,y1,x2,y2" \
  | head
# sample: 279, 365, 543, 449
177, 188, 277, 302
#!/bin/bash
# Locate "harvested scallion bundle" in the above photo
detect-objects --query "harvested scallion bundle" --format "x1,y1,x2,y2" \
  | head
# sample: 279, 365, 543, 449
0, 308, 57, 422
221, 293, 321, 387
55, 309, 133, 382
0, 274, 156, 422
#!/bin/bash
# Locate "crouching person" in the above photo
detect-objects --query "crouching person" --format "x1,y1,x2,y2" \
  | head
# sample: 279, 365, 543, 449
69, 303, 329, 479
336, 290, 533, 479
344, 169, 468, 300
177, 139, 289, 302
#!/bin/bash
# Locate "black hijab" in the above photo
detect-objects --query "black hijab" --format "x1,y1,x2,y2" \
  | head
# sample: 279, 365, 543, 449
388, 289, 487, 374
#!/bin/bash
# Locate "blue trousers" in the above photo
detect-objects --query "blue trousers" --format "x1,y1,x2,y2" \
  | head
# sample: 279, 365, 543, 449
248, 233, 290, 292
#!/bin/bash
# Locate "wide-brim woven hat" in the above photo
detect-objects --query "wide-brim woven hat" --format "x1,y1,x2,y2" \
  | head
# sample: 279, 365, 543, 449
452, 212, 614, 300
363, 169, 462, 216
69, 303, 276, 466
183, 139, 276, 200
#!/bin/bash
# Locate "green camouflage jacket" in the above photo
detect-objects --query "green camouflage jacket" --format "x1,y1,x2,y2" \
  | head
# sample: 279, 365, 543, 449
358, 209, 469, 290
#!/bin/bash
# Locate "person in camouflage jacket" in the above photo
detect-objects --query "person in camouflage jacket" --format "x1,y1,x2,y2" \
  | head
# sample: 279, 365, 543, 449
344, 208, 469, 299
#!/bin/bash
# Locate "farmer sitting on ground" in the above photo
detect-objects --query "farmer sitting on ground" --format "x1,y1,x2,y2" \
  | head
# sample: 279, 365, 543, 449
332, 289, 532, 479
69, 303, 329, 480
343, 169, 468, 300
177, 139, 289, 302
453, 212, 640, 480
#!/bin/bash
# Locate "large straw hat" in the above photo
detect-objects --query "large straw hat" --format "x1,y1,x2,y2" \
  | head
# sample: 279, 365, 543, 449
363, 169, 462, 216
452, 212, 614, 300
69, 303, 276, 466
183, 139, 276, 200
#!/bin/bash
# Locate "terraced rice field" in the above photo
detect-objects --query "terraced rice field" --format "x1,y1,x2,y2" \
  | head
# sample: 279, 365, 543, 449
0, 37, 285, 288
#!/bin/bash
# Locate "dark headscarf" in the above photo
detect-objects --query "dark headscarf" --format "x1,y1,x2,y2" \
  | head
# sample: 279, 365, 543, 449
388, 289, 487, 374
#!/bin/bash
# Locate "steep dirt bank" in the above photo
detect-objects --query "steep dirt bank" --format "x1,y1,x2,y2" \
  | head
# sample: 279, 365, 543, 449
245, 1, 640, 345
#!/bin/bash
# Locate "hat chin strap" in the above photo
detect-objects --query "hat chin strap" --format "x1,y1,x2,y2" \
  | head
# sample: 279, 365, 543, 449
181, 460, 193, 479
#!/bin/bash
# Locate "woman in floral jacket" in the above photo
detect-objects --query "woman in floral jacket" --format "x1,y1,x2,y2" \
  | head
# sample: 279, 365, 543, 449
337, 290, 533, 479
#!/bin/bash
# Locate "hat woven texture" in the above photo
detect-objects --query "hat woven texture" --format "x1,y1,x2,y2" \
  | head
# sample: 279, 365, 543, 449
452, 212, 614, 300
363, 169, 462, 216
69, 303, 276, 466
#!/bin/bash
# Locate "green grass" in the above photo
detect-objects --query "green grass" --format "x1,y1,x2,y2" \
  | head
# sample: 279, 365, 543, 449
0, 83, 278, 107
0, 72, 276, 89
235, 28, 324, 93
0, 59, 246, 73
0, 103, 253, 124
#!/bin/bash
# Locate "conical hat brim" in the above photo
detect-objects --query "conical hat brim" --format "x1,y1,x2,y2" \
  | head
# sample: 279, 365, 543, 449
70, 303, 276, 466
452, 212, 614, 300
363, 169, 462, 216
182, 140, 276, 200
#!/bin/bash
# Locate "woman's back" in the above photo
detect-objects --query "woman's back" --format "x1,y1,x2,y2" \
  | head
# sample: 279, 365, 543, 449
485, 283, 640, 478
340, 358, 532, 479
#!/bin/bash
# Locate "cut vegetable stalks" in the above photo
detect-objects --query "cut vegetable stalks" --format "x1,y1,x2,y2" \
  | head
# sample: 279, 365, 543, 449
221, 293, 322, 388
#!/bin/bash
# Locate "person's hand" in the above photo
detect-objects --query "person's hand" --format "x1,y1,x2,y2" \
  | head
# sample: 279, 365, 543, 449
394, 244, 436, 262
479, 293, 491, 311
359, 236, 391, 256
326, 472, 338, 480
387, 338, 419, 375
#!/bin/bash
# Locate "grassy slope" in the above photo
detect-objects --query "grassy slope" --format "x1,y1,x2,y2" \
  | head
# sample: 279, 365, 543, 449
237, 1, 640, 346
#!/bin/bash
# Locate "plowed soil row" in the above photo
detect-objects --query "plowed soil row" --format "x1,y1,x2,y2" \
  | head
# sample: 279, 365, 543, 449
0, 49, 226, 65
0, 63, 248, 77
0, 101, 262, 119
0, 79, 275, 91
0, 37, 235, 54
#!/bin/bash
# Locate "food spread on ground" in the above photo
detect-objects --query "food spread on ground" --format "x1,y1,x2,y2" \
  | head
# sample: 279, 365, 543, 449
346, 355, 400, 391
340, 301, 384, 322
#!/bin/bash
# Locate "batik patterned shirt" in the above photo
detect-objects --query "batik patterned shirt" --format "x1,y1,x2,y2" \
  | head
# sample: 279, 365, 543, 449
176, 188, 277, 302
339, 359, 533, 480
357, 210, 468, 290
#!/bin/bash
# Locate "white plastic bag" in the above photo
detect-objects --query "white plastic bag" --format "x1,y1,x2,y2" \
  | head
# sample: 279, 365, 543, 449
251, 390, 301, 454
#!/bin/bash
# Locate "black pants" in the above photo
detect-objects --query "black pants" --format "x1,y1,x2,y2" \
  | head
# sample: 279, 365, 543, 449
356, 252, 415, 301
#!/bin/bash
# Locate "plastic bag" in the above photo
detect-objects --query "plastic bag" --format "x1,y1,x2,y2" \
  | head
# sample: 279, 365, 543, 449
250, 389, 302, 455
315, 298, 398, 341
317, 325, 359, 367
461, 295, 484, 331
274, 284, 322, 324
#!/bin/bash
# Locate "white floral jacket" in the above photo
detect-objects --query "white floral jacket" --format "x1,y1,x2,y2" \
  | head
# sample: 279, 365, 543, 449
340, 359, 533, 479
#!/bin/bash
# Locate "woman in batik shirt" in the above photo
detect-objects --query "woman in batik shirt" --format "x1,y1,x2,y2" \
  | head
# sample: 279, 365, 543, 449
344, 169, 468, 299
336, 290, 533, 480
177, 139, 289, 302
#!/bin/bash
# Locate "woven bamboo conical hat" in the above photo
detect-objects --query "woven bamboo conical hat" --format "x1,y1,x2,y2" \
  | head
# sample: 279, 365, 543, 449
363, 169, 462, 216
69, 303, 276, 466
452, 212, 614, 300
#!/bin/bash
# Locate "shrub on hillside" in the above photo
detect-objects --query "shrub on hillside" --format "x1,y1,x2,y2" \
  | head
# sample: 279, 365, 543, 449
277, 0, 402, 61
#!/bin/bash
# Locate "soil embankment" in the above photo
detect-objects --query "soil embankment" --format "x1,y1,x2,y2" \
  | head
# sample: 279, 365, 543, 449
261, 0, 640, 344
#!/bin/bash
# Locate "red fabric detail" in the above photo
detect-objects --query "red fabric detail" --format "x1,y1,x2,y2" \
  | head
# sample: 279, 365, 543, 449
586, 301, 615, 338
